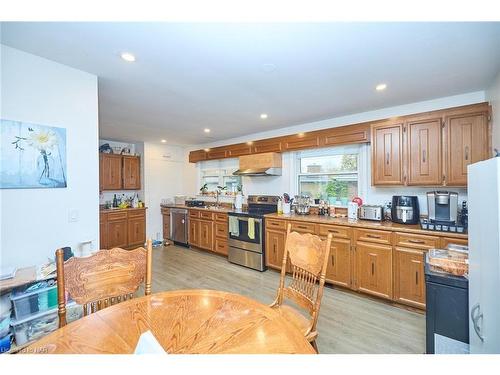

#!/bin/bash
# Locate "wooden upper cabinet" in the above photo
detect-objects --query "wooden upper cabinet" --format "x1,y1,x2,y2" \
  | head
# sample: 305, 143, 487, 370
206, 149, 227, 160
189, 150, 207, 163
406, 118, 442, 185
100, 154, 122, 190
371, 122, 404, 185
445, 113, 489, 186
252, 138, 283, 153
226, 143, 252, 157
122, 156, 141, 190
283, 133, 320, 151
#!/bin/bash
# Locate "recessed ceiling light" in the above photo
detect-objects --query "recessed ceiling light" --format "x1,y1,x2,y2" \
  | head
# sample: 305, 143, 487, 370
376, 83, 387, 91
204, 128, 211, 133
120, 52, 136, 62
161, 139, 167, 143
260, 114, 268, 119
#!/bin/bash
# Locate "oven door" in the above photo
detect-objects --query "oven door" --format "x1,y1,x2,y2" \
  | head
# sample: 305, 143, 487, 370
228, 216, 263, 253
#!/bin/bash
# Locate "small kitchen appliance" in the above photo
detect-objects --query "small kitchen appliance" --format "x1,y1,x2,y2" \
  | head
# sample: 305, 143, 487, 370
427, 191, 458, 225
391, 196, 420, 224
347, 202, 358, 220
358, 205, 383, 221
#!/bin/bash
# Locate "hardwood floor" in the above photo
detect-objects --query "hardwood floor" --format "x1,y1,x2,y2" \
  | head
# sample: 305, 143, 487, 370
150, 244, 426, 354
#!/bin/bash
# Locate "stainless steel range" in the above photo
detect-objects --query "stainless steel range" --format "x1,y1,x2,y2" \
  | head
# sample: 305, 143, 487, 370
227, 195, 279, 271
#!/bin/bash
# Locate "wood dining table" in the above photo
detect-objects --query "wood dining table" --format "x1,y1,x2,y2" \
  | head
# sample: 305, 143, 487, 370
24, 289, 316, 354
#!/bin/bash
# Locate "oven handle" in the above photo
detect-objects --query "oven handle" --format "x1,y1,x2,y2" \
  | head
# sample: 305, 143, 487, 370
234, 217, 262, 223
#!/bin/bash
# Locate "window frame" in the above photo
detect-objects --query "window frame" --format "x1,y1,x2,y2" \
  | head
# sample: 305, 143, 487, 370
294, 144, 365, 201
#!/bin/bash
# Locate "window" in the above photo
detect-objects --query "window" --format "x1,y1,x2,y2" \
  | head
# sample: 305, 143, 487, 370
296, 146, 359, 205
199, 159, 242, 194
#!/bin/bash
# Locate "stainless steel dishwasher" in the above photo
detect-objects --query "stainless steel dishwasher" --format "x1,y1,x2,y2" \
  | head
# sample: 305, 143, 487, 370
170, 208, 188, 246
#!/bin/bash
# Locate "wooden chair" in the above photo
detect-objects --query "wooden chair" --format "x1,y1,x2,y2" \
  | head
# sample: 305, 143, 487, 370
270, 224, 332, 352
55, 239, 153, 327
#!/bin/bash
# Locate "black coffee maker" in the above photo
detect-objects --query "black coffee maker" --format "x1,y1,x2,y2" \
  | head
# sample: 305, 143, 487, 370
391, 196, 420, 224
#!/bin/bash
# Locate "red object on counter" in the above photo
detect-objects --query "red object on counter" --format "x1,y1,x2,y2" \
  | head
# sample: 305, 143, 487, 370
352, 197, 363, 206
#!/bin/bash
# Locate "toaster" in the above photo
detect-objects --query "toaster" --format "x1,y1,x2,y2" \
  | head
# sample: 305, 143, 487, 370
359, 205, 383, 221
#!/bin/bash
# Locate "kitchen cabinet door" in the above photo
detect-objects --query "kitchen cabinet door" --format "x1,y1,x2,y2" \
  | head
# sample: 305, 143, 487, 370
325, 238, 351, 288
128, 216, 146, 248
122, 156, 141, 190
356, 241, 393, 300
199, 220, 213, 251
406, 118, 442, 185
393, 247, 426, 309
446, 113, 489, 186
266, 229, 286, 271
371, 122, 404, 185
163, 214, 171, 240
189, 219, 200, 247
100, 154, 122, 190
107, 219, 128, 249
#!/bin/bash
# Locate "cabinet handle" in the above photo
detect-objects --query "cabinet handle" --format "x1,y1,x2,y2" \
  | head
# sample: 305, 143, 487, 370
386, 152, 390, 165
465, 146, 469, 161
328, 230, 339, 234
371, 262, 375, 276
331, 255, 335, 267
422, 149, 426, 163
408, 239, 425, 244
366, 234, 381, 239
415, 271, 419, 285
297, 225, 308, 229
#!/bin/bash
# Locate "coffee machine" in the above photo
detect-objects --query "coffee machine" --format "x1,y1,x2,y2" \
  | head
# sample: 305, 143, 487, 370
391, 196, 420, 224
426, 191, 458, 225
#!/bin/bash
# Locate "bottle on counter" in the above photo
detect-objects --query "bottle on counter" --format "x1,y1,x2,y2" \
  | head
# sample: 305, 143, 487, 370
112, 194, 118, 208
277, 198, 283, 214
132, 193, 139, 208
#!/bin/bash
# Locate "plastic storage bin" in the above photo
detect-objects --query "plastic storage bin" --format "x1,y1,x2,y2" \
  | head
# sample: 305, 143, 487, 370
427, 248, 469, 276
10, 302, 82, 346
10, 281, 58, 320
0, 334, 12, 353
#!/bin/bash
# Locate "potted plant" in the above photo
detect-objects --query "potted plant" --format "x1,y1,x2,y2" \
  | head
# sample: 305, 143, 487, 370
326, 179, 342, 205
199, 183, 208, 195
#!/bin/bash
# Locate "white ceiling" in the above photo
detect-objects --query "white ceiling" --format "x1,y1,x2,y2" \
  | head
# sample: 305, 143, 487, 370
1, 22, 500, 145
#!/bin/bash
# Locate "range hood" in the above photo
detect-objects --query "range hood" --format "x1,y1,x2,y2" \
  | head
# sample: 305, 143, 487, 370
233, 152, 282, 177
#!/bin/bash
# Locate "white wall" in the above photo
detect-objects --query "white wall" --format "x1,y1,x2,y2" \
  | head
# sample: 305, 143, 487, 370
1, 45, 99, 268
487, 71, 500, 152
143, 143, 187, 240
187, 91, 484, 212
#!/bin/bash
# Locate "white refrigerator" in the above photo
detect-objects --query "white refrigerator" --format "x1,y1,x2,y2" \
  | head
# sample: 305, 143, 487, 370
468, 157, 500, 353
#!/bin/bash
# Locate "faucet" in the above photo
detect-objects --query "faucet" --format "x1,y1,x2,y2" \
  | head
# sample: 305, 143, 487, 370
215, 186, 226, 208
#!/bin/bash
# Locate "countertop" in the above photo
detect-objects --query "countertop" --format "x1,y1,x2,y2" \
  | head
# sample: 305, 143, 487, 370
100, 207, 148, 213
161, 204, 237, 214
264, 213, 468, 239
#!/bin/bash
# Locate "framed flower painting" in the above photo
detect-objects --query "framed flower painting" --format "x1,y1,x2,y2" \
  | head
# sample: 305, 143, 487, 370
1, 119, 67, 189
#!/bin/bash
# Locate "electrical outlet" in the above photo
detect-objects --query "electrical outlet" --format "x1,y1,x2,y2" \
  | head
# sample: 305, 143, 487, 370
68, 209, 79, 223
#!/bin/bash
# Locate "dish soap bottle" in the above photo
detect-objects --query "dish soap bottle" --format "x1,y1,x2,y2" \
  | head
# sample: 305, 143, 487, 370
133, 193, 139, 208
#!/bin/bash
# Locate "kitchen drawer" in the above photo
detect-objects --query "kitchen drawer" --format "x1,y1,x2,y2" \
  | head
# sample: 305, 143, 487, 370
214, 239, 228, 256
161, 208, 170, 215
215, 222, 228, 238
440, 236, 468, 248
215, 213, 228, 222
189, 210, 200, 219
354, 228, 392, 245
128, 209, 145, 218
290, 221, 317, 234
318, 224, 351, 239
200, 211, 214, 220
266, 218, 288, 231
395, 232, 440, 249
107, 211, 128, 221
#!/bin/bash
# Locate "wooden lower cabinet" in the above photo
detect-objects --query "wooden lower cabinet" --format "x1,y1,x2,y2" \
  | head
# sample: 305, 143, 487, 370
325, 238, 352, 288
128, 216, 146, 247
100, 209, 146, 249
214, 238, 228, 256
266, 229, 286, 270
107, 219, 128, 249
189, 219, 200, 248
356, 241, 393, 300
199, 220, 213, 250
393, 247, 426, 308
